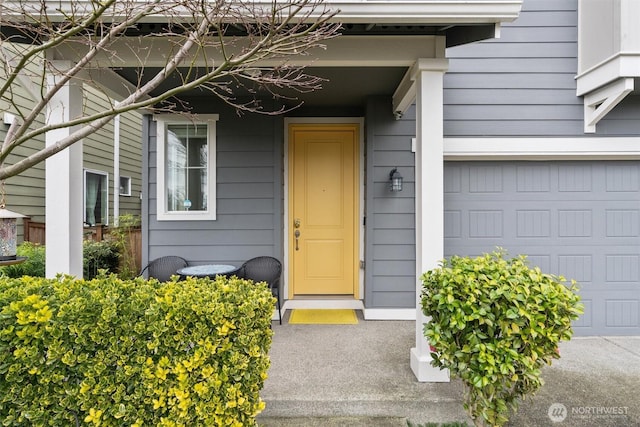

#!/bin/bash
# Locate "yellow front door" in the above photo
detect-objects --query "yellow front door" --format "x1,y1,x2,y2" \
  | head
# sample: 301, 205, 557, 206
288, 123, 359, 296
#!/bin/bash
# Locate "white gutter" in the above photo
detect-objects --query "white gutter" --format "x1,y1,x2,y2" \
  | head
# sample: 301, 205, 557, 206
7, 1, 523, 24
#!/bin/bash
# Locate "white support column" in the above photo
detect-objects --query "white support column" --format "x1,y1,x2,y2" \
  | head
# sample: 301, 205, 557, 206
45, 62, 84, 278
113, 114, 121, 225
410, 58, 450, 382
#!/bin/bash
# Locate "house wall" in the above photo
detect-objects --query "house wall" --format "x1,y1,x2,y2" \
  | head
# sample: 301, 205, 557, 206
443, 0, 640, 138
143, 96, 418, 308
83, 85, 142, 225
143, 104, 284, 267
2, 130, 46, 238
363, 0, 640, 312
0, 75, 46, 238
117, 108, 144, 215
364, 97, 417, 309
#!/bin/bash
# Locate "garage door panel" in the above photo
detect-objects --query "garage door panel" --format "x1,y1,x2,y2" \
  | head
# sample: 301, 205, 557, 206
445, 161, 640, 336
576, 290, 640, 332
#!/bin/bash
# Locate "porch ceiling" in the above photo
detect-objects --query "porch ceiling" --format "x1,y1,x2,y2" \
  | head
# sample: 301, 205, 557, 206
115, 66, 409, 109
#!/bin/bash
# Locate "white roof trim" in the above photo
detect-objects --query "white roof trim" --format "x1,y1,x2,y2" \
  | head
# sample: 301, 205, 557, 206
444, 137, 640, 160
305, 1, 523, 24
575, 53, 640, 96
10, 1, 522, 24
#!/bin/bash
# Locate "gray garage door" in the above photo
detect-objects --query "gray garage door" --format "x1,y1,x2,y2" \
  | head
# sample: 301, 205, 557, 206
444, 161, 640, 336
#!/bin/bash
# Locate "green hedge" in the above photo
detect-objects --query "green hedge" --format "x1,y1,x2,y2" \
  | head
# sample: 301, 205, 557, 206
0, 242, 46, 278
0, 274, 274, 426
83, 240, 120, 279
1, 241, 121, 280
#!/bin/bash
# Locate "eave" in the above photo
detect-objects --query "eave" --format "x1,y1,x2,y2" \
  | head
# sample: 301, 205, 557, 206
5, 1, 522, 24
576, 53, 640, 133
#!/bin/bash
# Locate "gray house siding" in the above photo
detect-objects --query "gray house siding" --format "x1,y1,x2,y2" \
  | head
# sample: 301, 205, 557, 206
118, 111, 143, 215
143, 105, 283, 268
0, 84, 46, 239
6, 138, 46, 238
83, 87, 143, 224
444, 0, 640, 137
364, 97, 416, 309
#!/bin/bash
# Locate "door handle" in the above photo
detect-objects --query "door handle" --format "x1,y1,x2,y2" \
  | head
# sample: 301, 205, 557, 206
294, 230, 300, 251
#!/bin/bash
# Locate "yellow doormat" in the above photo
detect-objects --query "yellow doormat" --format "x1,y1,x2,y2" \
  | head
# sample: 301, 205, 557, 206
288, 309, 358, 325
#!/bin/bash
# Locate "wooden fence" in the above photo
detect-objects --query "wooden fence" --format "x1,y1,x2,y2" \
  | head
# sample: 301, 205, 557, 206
23, 218, 45, 245
23, 218, 142, 274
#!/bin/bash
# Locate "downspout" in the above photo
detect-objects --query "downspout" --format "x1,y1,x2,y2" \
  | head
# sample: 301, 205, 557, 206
113, 114, 120, 225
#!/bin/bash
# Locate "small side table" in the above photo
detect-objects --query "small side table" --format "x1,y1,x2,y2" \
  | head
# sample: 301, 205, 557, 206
177, 264, 239, 279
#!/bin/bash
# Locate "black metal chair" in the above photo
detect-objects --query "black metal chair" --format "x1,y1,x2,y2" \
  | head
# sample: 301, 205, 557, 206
140, 256, 188, 282
237, 256, 282, 324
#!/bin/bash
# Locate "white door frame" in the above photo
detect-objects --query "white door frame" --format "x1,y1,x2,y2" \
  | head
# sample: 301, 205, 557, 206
282, 117, 365, 311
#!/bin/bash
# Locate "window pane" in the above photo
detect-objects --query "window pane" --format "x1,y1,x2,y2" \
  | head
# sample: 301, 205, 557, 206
119, 176, 131, 196
85, 172, 108, 225
166, 123, 208, 212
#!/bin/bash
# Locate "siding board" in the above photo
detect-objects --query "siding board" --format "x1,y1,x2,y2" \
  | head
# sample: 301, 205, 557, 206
370, 291, 415, 308
445, 58, 577, 73
446, 105, 581, 120
445, 73, 577, 89
446, 89, 580, 105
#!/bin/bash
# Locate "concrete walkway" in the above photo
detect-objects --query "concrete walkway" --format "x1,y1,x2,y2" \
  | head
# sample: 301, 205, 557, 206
258, 312, 640, 426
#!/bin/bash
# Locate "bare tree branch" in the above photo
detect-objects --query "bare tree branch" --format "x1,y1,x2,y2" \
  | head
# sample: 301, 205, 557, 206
0, 0, 341, 179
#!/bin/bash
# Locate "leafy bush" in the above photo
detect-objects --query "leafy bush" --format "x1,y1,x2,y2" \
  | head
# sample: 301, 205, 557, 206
0, 273, 274, 426
0, 242, 45, 278
1, 240, 122, 280
420, 250, 583, 427
83, 240, 120, 279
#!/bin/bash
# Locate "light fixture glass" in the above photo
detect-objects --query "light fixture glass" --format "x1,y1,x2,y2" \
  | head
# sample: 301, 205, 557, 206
389, 167, 403, 192
0, 207, 25, 260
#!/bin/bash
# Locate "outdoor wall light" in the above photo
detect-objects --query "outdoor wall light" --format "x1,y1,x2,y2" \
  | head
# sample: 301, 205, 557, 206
389, 167, 403, 192
0, 181, 26, 262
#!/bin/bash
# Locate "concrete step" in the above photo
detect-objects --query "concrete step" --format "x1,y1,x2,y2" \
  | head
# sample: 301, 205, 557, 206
258, 399, 467, 425
257, 416, 408, 426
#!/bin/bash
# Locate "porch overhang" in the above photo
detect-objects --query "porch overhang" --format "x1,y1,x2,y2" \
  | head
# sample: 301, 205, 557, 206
6, 0, 522, 25
4, 0, 523, 107
3, 0, 521, 51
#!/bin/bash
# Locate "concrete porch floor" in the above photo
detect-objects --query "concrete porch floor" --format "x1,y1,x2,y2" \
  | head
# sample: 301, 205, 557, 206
258, 311, 640, 426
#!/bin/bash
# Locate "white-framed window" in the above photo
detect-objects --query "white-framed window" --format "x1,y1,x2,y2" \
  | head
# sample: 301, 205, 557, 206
156, 114, 218, 221
84, 169, 109, 226
119, 176, 132, 196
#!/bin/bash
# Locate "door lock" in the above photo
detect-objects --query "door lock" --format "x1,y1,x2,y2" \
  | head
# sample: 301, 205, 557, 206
294, 218, 301, 228
294, 230, 300, 251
